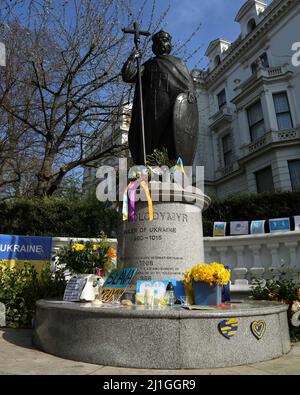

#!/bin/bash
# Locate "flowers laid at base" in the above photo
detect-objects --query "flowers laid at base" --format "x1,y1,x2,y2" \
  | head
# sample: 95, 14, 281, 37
58, 235, 117, 302
57, 235, 116, 276
184, 263, 231, 306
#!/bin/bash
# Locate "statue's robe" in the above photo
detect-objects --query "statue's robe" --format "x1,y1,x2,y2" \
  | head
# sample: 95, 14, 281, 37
122, 54, 196, 165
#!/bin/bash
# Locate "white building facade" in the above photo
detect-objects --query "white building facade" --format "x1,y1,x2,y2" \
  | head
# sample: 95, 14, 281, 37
193, 0, 300, 197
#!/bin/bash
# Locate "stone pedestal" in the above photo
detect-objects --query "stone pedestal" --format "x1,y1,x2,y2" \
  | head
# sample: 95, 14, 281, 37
33, 300, 291, 369
117, 183, 210, 284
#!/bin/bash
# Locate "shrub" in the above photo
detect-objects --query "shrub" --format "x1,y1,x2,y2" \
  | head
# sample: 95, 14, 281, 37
203, 191, 300, 236
0, 264, 67, 328
250, 265, 300, 341
0, 194, 120, 238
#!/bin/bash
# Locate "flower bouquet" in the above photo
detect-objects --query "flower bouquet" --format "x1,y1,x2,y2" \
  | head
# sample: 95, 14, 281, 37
57, 236, 116, 276
184, 263, 230, 306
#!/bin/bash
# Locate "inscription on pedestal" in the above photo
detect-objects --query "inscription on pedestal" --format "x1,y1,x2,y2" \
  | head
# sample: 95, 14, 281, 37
118, 202, 204, 282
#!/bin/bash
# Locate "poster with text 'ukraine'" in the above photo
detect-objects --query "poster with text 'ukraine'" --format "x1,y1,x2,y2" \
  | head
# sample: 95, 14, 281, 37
0, 234, 52, 273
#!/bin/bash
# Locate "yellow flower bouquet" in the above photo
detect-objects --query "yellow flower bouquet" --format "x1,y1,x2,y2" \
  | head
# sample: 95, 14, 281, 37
184, 263, 231, 305
58, 237, 116, 275
186, 263, 231, 286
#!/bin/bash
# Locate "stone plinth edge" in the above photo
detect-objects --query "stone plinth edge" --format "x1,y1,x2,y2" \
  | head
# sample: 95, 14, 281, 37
33, 300, 291, 369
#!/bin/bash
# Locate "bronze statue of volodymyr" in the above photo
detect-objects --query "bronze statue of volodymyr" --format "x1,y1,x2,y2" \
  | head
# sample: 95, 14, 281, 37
122, 29, 199, 166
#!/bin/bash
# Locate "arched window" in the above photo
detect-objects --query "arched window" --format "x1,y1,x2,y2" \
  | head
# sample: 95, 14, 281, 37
247, 18, 257, 33
214, 55, 221, 67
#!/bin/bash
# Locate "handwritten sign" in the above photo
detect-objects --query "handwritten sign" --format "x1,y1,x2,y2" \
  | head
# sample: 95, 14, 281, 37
101, 267, 137, 302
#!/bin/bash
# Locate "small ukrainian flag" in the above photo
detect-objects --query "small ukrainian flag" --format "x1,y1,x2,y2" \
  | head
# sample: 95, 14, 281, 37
176, 157, 185, 174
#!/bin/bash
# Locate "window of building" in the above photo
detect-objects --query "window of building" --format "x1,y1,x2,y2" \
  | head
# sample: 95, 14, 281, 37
217, 89, 227, 110
247, 18, 257, 34
288, 160, 300, 191
247, 100, 265, 141
222, 134, 233, 167
255, 166, 275, 193
251, 52, 269, 74
273, 92, 293, 130
214, 55, 221, 67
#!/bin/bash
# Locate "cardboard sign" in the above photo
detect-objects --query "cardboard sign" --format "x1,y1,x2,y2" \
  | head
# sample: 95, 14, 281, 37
250, 220, 266, 235
269, 218, 291, 233
213, 222, 226, 237
230, 221, 249, 235
101, 267, 137, 302
0, 234, 52, 273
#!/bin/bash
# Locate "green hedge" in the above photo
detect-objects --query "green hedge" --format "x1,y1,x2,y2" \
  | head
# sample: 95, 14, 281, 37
1, 191, 300, 238
203, 191, 300, 237
0, 194, 120, 238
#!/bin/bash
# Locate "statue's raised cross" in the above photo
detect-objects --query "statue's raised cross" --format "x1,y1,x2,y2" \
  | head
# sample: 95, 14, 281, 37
122, 22, 151, 50
122, 22, 151, 165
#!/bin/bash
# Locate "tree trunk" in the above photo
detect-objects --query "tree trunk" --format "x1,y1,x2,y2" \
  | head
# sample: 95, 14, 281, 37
35, 150, 56, 196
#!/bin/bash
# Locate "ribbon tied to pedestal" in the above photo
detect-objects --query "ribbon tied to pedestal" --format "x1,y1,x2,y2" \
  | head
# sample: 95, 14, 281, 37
122, 166, 153, 223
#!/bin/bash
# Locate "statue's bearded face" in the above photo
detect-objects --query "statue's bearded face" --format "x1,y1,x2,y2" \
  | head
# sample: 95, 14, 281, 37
152, 36, 172, 56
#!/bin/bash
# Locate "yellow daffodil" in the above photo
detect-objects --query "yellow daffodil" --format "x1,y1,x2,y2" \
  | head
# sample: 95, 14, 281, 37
184, 262, 230, 286
72, 243, 85, 252
92, 244, 100, 251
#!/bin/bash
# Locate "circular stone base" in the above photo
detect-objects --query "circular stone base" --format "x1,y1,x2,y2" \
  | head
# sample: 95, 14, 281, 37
33, 300, 291, 369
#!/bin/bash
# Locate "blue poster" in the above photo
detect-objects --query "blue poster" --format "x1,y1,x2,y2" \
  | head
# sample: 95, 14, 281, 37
250, 220, 266, 235
269, 218, 291, 233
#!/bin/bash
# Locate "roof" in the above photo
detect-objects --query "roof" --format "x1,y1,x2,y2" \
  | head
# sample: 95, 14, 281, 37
205, 38, 231, 57
235, 0, 267, 22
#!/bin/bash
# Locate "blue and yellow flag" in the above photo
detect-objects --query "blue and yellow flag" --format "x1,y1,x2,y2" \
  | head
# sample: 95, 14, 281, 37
0, 234, 52, 273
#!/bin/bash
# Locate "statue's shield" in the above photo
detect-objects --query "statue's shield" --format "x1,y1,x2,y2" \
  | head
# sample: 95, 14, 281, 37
173, 92, 199, 165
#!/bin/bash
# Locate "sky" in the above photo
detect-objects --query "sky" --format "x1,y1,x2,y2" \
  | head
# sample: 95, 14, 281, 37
134, 0, 271, 69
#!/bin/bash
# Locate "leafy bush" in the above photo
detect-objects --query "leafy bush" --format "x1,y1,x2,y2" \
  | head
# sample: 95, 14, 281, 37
0, 264, 67, 328
203, 191, 300, 236
0, 193, 120, 237
250, 266, 300, 341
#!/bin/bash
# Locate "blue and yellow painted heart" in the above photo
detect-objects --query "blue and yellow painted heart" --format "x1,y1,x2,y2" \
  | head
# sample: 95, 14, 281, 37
251, 320, 266, 339
218, 318, 239, 339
